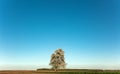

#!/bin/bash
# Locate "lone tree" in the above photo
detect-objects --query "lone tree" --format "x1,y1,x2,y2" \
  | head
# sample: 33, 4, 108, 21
49, 48, 66, 70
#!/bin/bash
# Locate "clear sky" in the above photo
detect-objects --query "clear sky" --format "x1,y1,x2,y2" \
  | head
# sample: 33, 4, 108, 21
0, 0, 120, 70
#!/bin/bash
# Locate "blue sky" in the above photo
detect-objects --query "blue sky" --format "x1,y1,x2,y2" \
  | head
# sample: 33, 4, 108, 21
0, 0, 120, 70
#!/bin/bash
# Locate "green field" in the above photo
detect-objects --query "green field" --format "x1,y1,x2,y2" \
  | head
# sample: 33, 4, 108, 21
54, 72, 120, 74
33, 72, 120, 74
1, 69, 120, 74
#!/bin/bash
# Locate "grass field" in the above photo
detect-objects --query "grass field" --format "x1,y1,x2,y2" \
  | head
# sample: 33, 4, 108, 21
0, 69, 120, 74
